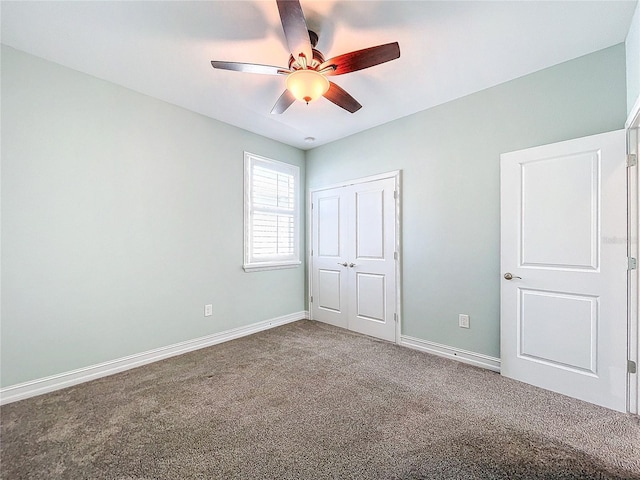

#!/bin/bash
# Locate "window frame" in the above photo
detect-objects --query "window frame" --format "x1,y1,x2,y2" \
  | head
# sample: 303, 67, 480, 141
243, 151, 301, 272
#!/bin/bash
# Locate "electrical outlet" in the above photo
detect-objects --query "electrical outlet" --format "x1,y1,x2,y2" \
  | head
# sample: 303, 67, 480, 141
204, 304, 213, 317
459, 314, 470, 329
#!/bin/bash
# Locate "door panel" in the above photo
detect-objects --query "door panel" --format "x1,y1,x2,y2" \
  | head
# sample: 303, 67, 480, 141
521, 151, 599, 270
355, 189, 385, 259
355, 273, 386, 322
311, 175, 398, 342
501, 130, 627, 412
317, 269, 343, 313
317, 196, 341, 257
518, 289, 597, 373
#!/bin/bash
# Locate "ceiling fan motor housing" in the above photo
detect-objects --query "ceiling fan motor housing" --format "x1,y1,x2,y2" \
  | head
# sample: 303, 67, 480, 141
288, 31, 325, 70
288, 49, 326, 70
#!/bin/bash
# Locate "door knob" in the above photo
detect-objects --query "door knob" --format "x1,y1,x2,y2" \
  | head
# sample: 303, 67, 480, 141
349, 263, 356, 268
504, 272, 522, 280
338, 262, 348, 267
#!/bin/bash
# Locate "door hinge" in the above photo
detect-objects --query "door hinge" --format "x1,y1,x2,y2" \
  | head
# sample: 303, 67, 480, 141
627, 154, 637, 167
394, 251, 398, 261
310, 296, 313, 303
311, 249, 313, 257
629, 257, 637, 270
311, 202, 314, 210
394, 313, 398, 323
393, 190, 398, 200
629, 360, 637, 374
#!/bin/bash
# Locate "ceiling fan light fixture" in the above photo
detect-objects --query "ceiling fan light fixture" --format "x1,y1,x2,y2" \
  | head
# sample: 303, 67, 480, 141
211, 1, 400, 114
286, 69, 329, 104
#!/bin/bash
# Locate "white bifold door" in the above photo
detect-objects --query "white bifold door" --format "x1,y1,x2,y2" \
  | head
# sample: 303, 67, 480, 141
501, 130, 628, 412
311, 175, 398, 342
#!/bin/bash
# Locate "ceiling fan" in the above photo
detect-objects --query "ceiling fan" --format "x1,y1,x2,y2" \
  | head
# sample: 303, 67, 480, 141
211, 0, 400, 114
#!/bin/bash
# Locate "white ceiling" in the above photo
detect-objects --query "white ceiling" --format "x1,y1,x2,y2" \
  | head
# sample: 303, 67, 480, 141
1, 1, 637, 150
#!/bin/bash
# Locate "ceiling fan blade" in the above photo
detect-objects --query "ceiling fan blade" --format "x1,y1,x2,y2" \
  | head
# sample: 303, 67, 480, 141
323, 82, 362, 113
276, 0, 312, 62
319, 42, 400, 76
271, 89, 296, 114
211, 61, 289, 75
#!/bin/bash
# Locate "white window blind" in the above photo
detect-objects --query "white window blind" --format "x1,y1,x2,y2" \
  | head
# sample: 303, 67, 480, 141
244, 152, 300, 271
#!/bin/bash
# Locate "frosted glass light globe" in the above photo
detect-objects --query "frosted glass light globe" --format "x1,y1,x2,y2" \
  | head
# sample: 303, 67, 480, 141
286, 69, 330, 104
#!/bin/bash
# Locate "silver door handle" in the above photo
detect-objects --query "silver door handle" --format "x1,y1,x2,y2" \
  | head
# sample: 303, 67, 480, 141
349, 263, 356, 267
338, 262, 348, 267
504, 272, 522, 280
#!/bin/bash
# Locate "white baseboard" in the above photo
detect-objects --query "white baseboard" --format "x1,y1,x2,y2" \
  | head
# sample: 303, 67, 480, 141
400, 335, 501, 372
0, 311, 309, 405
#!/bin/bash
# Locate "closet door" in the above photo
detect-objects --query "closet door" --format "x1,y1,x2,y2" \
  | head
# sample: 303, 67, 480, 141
346, 178, 397, 342
311, 187, 349, 328
311, 176, 398, 342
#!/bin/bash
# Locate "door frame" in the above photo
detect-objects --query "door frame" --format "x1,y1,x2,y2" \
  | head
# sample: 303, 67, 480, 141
626, 97, 640, 415
308, 170, 402, 343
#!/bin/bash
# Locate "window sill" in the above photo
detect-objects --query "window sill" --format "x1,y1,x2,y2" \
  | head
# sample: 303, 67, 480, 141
243, 261, 301, 273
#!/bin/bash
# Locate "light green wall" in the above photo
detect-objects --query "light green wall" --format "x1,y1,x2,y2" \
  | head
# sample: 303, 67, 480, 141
0, 42, 629, 387
306, 44, 627, 358
1, 47, 306, 387
627, 2, 640, 114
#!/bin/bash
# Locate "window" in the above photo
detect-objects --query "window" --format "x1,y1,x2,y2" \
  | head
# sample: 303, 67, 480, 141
244, 152, 301, 272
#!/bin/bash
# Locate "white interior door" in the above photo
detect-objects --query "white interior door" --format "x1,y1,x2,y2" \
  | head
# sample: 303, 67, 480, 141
347, 178, 397, 341
311, 188, 349, 328
500, 130, 628, 412
311, 175, 398, 342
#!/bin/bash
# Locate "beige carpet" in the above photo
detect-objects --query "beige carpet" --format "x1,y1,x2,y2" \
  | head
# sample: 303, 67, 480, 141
2, 320, 639, 479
